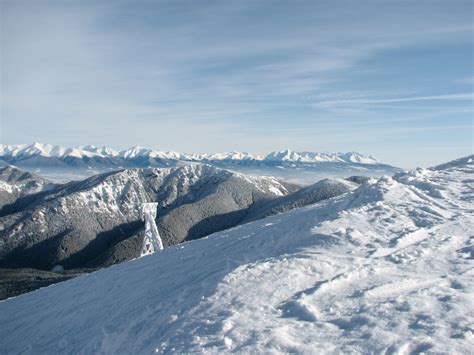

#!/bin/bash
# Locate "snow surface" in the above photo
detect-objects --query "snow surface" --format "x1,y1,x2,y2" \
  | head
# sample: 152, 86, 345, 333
0, 157, 473, 354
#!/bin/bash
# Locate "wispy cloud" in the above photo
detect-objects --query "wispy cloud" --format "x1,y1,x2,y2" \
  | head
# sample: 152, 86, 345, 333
312, 93, 474, 108
456, 76, 474, 85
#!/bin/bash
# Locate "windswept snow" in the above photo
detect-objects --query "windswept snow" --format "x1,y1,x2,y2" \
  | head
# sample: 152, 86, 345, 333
0, 157, 472, 354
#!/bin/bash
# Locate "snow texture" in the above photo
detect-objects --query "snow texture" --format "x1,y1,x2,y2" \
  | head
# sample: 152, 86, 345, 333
0, 156, 472, 354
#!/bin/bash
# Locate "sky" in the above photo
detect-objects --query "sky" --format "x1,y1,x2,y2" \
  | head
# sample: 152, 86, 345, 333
1, 0, 473, 168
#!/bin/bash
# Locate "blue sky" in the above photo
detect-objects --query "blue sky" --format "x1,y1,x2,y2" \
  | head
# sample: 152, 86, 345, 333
1, 0, 473, 168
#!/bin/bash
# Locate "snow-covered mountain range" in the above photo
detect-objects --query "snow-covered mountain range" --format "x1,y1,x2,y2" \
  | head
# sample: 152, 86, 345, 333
264, 149, 379, 164
0, 164, 360, 299
0, 143, 392, 168
0, 165, 297, 271
0, 155, 472, 353
0, 162, 360, 274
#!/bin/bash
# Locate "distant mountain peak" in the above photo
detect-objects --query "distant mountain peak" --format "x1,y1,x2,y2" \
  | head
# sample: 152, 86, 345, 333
80, 145, 120, 157
264, 149, 380, 164
265, 149, 302, 161
119, 146, 152, 159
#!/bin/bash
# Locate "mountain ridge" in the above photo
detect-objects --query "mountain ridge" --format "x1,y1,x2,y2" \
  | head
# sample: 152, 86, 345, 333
0, 143, 401, 184
0, 164, 298, 271
0, 143, 391, 166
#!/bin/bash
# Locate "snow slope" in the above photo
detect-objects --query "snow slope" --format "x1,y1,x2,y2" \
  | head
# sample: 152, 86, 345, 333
0, 156, 472, 354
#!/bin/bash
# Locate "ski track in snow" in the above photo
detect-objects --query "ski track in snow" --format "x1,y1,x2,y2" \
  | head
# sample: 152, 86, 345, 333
0, 158, 473, 354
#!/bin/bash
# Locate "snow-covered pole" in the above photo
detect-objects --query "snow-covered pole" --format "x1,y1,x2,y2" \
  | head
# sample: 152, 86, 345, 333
140, 202, 164, 257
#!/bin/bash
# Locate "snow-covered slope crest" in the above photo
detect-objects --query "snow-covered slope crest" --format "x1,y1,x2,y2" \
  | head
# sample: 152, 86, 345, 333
432, 154, 473, 171
1, 157, 472, 353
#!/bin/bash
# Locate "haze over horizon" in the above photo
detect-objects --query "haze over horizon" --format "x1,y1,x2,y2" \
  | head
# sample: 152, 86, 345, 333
1, 0, 473, 169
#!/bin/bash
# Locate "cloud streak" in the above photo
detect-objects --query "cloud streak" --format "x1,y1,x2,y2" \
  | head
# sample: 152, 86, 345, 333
312, 93, 474, 108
